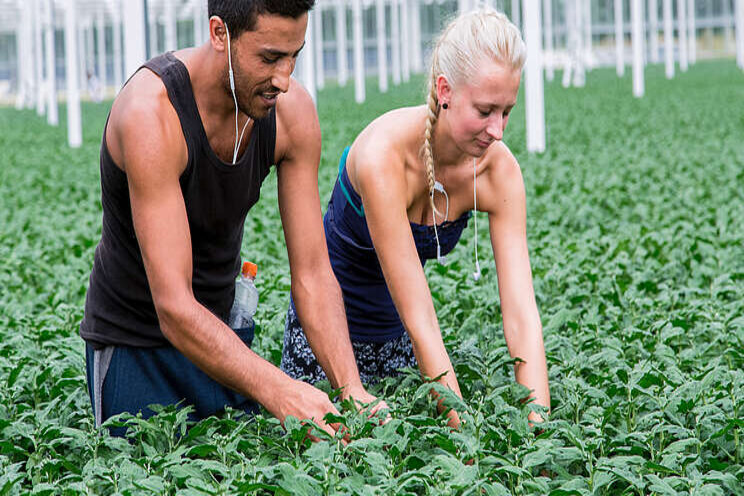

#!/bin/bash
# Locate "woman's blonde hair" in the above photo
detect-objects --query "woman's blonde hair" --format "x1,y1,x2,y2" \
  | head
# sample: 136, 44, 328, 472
423, 9, 526, 218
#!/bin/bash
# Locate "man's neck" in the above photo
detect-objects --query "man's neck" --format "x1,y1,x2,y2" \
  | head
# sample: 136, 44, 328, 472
184, 44, 237, 122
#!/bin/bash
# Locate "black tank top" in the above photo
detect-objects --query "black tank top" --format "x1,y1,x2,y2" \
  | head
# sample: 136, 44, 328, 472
80, 52, 277, 348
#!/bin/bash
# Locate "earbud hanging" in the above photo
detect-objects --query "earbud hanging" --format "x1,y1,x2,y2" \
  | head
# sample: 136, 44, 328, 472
431, 180, 449, 265
223, 21, 250, 164
472, 158, 481, 281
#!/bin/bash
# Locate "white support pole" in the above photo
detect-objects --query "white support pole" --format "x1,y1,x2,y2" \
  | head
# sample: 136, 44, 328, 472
561, 0, 578, 88
614, 0, 625, 76
411, 0, 423, 73
112, 3, 124, 91
631, 0, 645, 97
677, 0, 688, 71
303, 9, 317, 102
523, 0, 545, 153
687, 0, 696, 63
649, 0, 659, 63
33, 0, 46, 116
511, 0, 521, 29
704, 0, 713, 48
314, 6, 325, 90
77, 22, 87, 96
737, 0, 744, 69
336, 0, 349, 86
64, 0, 82, 148
27, 4, 36, 110
544, 0, 554, 81
97, 9, 107, 92
86, 23, 95, 77
583, 0, 592, 67
23, 2, 35, 110
193, 0, 202, 45
391, 0, 401, 85
149, 6, 159, 57
725, 0, 734, 52
44, 0, 58, 125
376, 0, 388, 92
352, 0, 366, 102
663, 0, 674, 78
15, 23, 24, 109
201, 2, 209, 46
124, 0, 147, 79
573, 0, 585, 85
164, 0, 177, 51
401, 0, 411, 81
15, 4, 29, 109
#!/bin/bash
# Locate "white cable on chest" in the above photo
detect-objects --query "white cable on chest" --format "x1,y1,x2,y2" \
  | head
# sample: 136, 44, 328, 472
430, 158, 481, 281
224, 22, 251, 165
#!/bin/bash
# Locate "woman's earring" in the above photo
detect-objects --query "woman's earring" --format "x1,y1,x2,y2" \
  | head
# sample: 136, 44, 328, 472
442, 103, 449, 110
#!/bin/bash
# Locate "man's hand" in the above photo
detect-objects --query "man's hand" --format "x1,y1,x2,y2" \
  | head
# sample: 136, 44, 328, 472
268, 379, 346, 440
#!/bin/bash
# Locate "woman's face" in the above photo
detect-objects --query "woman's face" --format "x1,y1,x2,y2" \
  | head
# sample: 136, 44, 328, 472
439, 61, 522, 157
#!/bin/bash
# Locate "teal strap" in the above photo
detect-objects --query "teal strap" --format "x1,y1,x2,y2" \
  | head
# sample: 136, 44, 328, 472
337, 146, 364, 217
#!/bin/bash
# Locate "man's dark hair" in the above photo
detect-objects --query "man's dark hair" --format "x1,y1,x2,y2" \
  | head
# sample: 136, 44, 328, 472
208, 0, 315, 39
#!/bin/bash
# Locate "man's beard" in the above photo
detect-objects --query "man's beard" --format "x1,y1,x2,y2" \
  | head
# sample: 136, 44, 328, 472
229, 71, 276, 120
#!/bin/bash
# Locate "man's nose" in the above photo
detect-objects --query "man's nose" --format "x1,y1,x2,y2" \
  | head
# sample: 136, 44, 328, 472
272, 59, 294, 93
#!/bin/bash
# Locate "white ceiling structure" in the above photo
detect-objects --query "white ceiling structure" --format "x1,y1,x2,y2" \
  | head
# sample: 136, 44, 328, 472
1, 0, 743, 151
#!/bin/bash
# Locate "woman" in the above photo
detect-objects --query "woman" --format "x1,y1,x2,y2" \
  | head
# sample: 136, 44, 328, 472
281, 9, 550, 425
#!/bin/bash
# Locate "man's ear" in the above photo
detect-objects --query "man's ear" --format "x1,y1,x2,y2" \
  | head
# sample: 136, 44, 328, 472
209, 16, 229, 53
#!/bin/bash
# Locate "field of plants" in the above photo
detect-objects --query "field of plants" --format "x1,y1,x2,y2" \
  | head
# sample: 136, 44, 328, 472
1, 59, 743, 494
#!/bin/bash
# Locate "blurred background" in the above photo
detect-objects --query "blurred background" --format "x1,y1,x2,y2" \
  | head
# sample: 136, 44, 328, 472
0, 0, 742, 150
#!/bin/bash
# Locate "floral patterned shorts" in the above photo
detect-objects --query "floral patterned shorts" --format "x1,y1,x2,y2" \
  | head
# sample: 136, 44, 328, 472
280, 303, 418, 386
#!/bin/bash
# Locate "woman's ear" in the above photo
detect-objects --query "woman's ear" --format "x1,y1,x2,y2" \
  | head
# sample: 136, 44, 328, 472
436, 75, 452, 108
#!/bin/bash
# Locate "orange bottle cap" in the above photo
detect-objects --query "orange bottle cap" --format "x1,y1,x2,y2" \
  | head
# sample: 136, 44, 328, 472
242, 261, 258, 278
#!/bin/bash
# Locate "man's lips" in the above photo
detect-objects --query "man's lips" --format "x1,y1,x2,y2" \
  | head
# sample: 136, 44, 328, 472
257, 90, 280, 105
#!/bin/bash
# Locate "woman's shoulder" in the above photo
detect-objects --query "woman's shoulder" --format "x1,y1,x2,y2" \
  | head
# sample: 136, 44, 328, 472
349, 106, 426, 181
356, 105, 423, 147
479, 141, 526, 213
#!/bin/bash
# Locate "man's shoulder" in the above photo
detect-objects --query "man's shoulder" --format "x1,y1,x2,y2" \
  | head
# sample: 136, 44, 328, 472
273, 78, 320, 163
110, 69, 173, 133
107, 68, 186, 172
275, 78, 318, 130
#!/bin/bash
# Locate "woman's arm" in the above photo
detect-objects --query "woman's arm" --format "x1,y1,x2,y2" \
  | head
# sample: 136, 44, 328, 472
482, 149, 550, 417
352, 143, 463, 426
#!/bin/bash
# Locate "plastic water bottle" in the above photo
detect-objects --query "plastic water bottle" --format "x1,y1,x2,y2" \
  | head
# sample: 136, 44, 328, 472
229, 261, 258, 330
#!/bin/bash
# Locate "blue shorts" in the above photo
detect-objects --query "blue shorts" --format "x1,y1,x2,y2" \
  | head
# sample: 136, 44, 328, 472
85, 325, 259, 436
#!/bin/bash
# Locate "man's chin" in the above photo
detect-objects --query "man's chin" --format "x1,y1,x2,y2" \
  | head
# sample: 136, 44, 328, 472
239, 105, 268, 120
241, 100, 275, 120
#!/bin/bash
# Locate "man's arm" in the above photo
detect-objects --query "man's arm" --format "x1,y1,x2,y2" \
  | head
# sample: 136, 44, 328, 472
113, 74, 342, 435
274, 80, 383, 409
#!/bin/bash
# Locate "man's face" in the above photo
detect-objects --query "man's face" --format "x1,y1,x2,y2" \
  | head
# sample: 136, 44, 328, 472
228, 13, 308, 119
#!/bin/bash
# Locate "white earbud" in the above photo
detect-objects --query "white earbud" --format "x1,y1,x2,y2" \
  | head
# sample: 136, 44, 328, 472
221, 20, 250, 164
432, 180, 450, 221
431, 181, 449, 265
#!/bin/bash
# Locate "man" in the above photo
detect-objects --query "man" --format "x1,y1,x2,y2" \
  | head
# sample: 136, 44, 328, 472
80, 0, 382, 437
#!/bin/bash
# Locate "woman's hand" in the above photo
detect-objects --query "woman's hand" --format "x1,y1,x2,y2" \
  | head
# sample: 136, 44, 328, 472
341, 385, 390, 423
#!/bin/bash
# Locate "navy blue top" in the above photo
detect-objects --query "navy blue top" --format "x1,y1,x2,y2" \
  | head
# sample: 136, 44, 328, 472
315, 147, 471, 342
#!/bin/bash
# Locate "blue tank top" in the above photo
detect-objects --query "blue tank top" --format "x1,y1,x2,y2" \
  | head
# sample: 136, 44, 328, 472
320, 147, 471, 342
